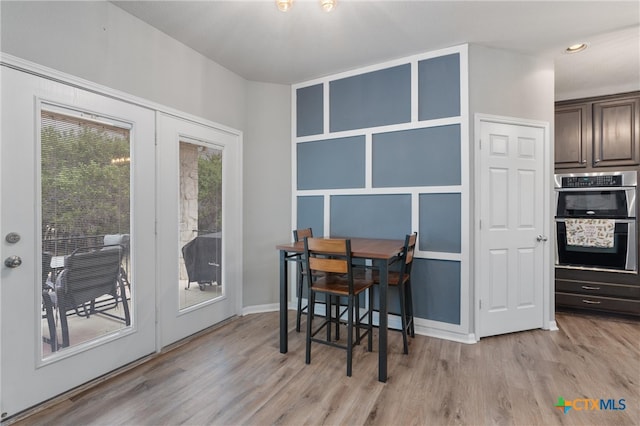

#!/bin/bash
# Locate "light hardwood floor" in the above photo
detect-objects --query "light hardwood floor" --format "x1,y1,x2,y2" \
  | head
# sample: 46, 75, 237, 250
9, 311, 639, 426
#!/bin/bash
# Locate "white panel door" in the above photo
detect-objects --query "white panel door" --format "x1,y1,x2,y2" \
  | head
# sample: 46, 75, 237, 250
478, 119, 547, 337
0, 66, 156, 417
156, 113, 242, 347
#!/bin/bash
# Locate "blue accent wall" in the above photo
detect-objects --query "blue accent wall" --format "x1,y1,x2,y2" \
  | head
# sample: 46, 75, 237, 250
372, 125, 461, 187
418, 53, 461, 120
419, 193, 461, 253
412, 259, 461, 324
330, 194, 411, 239
297, 136, 366, 190
294, 48, 465, 329
330, 64, 411, 132
296, 84, 323, 137
297, 196, 324, 237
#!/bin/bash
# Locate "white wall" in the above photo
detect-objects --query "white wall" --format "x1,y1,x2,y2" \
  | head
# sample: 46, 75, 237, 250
0, 1, 245, 130
469, 45, 555, 124
1, 1, 292, 308
243, 81, 291, 307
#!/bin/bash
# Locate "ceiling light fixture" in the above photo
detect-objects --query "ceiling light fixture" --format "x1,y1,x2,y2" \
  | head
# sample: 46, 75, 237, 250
320, 0, 337, 12
565, 43, 588, 53
276, 0, 293, 12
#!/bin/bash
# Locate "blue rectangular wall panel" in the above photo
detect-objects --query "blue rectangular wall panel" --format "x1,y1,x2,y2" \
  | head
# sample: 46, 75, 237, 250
330, 194, 411, 239
372, 125, 461, 187
330, 64, 411, 132
296, 84, 324, 137
371, 286, 403, 319
297, 196, 324, 237
419, 193, 461, 253
411, 259, 461, 324
297, 136, 366, 190
418, 54, 460, 120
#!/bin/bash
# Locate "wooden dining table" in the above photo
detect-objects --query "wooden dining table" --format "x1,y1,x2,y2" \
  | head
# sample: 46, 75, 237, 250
276, 236, 405, 382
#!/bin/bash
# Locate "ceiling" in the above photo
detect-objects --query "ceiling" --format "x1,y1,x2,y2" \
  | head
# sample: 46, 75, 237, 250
112, 1, 640, 99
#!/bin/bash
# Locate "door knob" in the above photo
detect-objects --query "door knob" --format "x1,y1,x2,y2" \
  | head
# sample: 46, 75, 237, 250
536, 235, 548, 242
4, 256, 22, 268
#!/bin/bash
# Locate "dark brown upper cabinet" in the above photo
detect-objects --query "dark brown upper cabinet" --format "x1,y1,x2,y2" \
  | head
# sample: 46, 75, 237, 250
555, 91, 639, 171
555, 102, 589, 168
592, 95, 640, 167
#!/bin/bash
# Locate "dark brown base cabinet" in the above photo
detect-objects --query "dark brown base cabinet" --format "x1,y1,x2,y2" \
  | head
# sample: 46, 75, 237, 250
555, 91, 640, 170
555, 268, 640, 317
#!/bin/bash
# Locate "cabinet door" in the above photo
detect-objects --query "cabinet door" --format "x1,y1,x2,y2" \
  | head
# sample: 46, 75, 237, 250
555, 103, 589, 168
593, 96, 640, 167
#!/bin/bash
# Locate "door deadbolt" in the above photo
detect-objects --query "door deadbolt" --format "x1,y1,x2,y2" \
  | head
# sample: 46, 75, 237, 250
4, 256, 22, 268
5, 232, 20, 244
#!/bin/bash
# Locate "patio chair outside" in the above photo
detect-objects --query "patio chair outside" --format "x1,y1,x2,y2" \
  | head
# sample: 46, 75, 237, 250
56, 245, 130, 348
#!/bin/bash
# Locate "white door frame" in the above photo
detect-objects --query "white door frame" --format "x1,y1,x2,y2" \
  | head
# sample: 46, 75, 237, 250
473, 113, 557, 341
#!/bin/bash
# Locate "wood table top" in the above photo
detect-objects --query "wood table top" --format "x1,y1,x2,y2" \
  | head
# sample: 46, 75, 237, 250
276, 236, 404, 260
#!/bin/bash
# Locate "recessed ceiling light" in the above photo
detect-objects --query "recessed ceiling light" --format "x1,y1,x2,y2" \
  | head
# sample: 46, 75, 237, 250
320, 0, 337, 12
565, 43, 588, 53
276, 0, 293, 12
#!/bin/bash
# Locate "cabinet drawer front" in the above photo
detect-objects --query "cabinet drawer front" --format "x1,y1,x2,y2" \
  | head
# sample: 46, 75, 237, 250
556, 292, 640, 316
556, 279, 640, 298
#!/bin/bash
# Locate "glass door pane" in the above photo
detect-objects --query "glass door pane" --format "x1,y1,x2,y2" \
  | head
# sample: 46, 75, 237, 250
179, 141, 223, 309
41, 109, 132, 355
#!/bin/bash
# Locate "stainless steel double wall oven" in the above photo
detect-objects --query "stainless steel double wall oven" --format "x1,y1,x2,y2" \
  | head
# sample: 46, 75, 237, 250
554, 171, 637, 273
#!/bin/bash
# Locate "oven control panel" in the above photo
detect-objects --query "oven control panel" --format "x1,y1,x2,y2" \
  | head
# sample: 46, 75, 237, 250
562, 175, 623, 188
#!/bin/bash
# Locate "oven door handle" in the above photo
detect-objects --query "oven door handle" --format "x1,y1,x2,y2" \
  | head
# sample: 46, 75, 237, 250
555, 218, 635, 223
554, 186, 636, 192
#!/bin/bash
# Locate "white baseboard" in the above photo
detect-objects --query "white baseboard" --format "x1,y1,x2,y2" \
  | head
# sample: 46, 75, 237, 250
242, 302, 555, 344
414, 319, 477, 344
242, 301, 477, 343
242, 303, 279, 316
546, 320, 559, 331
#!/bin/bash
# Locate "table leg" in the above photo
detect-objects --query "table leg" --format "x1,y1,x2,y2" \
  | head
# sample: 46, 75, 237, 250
279, 249, 289, 353
377, 258, 388, 382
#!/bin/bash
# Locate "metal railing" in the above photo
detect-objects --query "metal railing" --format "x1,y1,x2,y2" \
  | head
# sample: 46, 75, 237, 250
42, 234, 108, 258
42, 234, 131, 276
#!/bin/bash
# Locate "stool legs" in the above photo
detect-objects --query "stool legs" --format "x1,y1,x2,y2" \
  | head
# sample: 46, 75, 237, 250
295, 268, 305, 332
398, 283, 409, 355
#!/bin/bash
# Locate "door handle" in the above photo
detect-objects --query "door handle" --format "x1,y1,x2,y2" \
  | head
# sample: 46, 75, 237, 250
4, 256, 22, 268
536, 235, 548, 242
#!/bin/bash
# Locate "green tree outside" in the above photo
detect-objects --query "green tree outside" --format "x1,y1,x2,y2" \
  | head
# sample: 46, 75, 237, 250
41, 123, 130, 240
197, 149, 222, 233
41, 121, 223, 241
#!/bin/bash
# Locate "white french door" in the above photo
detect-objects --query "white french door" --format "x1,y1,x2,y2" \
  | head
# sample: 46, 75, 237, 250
0, 67, 156, 417
156, 113, 241, 347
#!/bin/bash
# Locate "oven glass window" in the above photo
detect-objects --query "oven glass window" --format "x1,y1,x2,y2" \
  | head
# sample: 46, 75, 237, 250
557, 222, 629, 269
565, 242, 618, 254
